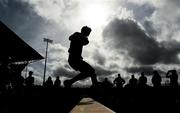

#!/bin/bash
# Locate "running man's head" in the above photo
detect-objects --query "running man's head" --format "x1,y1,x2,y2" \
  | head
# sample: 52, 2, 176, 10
81, 26, 91, 36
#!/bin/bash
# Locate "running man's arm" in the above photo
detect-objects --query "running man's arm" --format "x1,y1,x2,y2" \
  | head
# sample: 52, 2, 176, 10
82, 37, 89, 45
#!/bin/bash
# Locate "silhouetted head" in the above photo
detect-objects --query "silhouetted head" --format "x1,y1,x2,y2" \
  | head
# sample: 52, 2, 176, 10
153, 70, 158, 75
141, 72, 144, 76
56, 76, 59, 79
171, 70, 177, 74
29, 71, 33, 76
81, 26, 91, 36
167, 69, 177, 75
104, 77, 108, 81
48, 76, 52, 80
131, 75, 135, 78
118, 74, 121, 77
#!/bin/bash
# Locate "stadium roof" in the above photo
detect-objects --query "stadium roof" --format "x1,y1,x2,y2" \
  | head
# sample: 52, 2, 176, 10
0, 21, 44, 63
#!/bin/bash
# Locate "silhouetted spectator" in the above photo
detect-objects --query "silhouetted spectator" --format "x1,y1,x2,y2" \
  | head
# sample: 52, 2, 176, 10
11, 71, 24, 90
138, 72, 148, 88
126, 75, 138, 88
0, 58, 11, 91
113, 74, 125, 88
166, 70, 178, 88
44, 76, 53, 88
54, 76, 61, 88
102, 78, 113, 88
64, 26, 98, 88
25, 71, 34, 87
151, 71, 162, 88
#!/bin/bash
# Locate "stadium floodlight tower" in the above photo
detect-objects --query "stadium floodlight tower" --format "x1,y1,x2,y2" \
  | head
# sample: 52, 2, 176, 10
43, 38, 53, 86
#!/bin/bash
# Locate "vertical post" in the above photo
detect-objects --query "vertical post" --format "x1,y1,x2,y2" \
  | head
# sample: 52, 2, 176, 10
25, 61, 29, 79
43, 38, 53, 86
43, 41, 48, 85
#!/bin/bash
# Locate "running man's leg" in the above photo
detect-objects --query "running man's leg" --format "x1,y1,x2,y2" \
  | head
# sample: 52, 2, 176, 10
78, 60, 98, 85
64, 72, 97, 87
69, 73, 88, 84
91, 73, 98, 86
65, 59, 98, 87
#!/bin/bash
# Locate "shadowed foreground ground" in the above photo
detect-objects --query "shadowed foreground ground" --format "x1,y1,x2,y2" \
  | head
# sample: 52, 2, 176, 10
0, 87, 180, 113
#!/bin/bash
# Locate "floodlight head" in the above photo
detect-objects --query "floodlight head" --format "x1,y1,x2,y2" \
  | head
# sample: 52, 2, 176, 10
43, 38, 53, 43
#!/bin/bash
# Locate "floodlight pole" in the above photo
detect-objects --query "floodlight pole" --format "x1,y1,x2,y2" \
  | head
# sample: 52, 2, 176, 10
43, 38, 53, 86
25, 61, 29, 79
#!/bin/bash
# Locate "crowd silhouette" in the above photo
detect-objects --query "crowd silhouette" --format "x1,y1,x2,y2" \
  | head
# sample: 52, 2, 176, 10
0, 68, 179, 113
1, 68, 179, 92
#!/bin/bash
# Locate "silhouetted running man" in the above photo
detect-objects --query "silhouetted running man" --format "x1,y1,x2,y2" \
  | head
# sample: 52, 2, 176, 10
64, 26, 98, 88
113, 74, 125, 88
166, 70, 178, 88
151, 71, 162, 88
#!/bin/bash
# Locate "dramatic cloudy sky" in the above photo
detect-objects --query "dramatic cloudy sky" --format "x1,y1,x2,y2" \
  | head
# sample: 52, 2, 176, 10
1, 0, 180, 86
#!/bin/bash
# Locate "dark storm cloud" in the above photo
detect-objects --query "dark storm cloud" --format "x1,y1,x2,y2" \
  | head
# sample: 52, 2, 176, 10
52, 64, 116, 78
165, 0, 180, 7
94, 65, 116, 77
52, 66, 76, 78
123, 1, 155, 21
103, 18, 180, 65
125, 66, 154, 75
125, 66, 167, 76
143, 20, 157, 37
0, 0, 48, 43
125, 66, 167, 77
